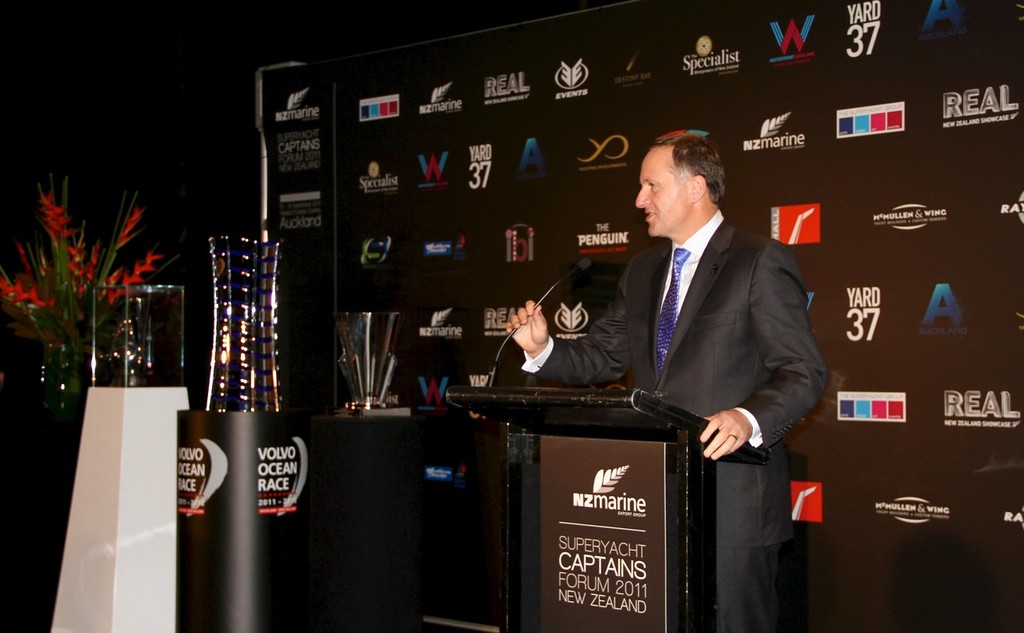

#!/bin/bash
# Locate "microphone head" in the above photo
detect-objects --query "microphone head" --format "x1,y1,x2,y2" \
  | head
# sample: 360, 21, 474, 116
576, 257, 592, 272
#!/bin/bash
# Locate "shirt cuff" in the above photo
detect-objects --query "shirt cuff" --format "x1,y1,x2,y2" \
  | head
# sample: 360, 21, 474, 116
520, 338, 554, 373
735, 407, 763, 447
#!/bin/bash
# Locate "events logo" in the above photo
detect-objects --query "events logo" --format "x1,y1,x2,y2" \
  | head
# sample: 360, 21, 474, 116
837, 101, 905, 138
771, 203, 821, 245
943, 390, 1021, 428
943, 84, 1020, 128
554, 302, 589, 340
419, 82, 463, 115
577, 222, 629, 254
875, 496, 950, 523
419, 308, 463, 339
276, 129, 321, 173
846, 2, 881, 57
613, 49, 652, 88
484, 307, 518, 336
361, 236, 392, 266
516, 137, 547, 180
577, 135, 629, 172
769, 15, 816, 66
177, 439, 228, 516
791, 481, 823, 522
838, 391, 906, 422
277, 191, 322, 230
742, 112, 805, 151
484, 71, 530, 105
417, 151, 449, 191
873, 203, 947, 230
683, 35, 740, 75
846, 286, 881, 341
468, 143, 493, 189
359, 161, 399, 194
919, 0, 967, 40
275, 87, 321, 122
417, 375, 449, 413
571, 465, 648, 518
359, 94, 399, 122
1001, 189, 1024, 225
506, 224, 535, 262
554, 58, 590, 99
920, 283, 966, 335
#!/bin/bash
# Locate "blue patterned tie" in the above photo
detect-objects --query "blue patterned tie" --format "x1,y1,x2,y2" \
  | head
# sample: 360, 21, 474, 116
656, 247, 690, 373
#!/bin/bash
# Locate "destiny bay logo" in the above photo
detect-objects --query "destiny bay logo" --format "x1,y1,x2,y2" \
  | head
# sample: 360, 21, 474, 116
572, 465, 647, 517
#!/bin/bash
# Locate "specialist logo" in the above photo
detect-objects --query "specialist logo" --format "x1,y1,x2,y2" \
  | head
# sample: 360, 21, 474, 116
554, 58, 590, 99
506, 224, 535, 262
361, 236, 392, 266
275, 87, 321, 122
613, 49, 652, 88
846, 286, 881, 342
943, 390, 1021, 429
577, 135, 629, 172
484, 71, 531, 105
359, 94, 400, 122
683, 34, 740, 75
1000, 189, 1024, 225
554, 302, 590, 340
771, 203, 821, 245
873, 203, 947, 230
838, 391, 906, 422
277, 191, 322, 230
516, 137, 547, 180
942, 84, 1020, 128
417, 375, 449, 413
846, 2, 882, 57
769, 15, 816, 66
359, 161, 399, 194
742, 112, 805, 151
791, 481, 823, 522
920, 283, 966, 335
875, 496, 950, 523
919, 0, 967, 41
178, 439, 228, 516
577, 222, 629, 254
419, 308, 463, 339
419, 81, 463, 115
418, 151, 449, 191
468, 143, 493, 189
484, 307, 520, 336
837, 101, 905, 138
276, 129, 321, 173
571, 465, 648, 519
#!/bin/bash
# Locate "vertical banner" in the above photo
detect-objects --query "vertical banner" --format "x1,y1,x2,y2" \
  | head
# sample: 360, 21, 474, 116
540, 435, 667, 633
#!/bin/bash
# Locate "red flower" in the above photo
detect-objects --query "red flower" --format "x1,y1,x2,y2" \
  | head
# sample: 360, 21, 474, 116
117, 205, 145, 248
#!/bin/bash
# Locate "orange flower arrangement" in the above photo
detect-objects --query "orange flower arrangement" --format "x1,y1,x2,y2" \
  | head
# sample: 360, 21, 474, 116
0, 176, 176, 419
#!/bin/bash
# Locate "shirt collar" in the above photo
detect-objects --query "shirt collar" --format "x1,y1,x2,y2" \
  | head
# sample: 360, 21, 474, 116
673, 210, 723, 261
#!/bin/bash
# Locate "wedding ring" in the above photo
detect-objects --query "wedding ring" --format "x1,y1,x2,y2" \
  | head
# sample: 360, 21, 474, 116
727, 434, 737, 442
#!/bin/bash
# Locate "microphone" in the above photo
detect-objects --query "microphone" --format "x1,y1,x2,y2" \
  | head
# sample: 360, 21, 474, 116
486, 257, 592, 387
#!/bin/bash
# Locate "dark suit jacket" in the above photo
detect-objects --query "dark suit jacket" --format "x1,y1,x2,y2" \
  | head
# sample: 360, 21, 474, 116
538, 220, 827, 547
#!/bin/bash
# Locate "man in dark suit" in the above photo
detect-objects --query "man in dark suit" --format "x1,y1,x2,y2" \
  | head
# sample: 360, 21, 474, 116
506, 131, 827, 632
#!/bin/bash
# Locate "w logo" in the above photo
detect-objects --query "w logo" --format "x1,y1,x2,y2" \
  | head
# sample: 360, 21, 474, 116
418, 152, 449, 189
417, 376, 449, 411
771, 15, 815, 54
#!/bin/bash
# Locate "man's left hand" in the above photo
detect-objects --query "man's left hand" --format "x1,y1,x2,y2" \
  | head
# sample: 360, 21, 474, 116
700, 409, 753, 460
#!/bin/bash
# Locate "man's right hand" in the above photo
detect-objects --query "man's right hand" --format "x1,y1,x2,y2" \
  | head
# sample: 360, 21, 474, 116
506, 300, 549, 357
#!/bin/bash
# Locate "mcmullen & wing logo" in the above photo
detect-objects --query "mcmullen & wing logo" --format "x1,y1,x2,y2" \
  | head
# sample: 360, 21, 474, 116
836, 102, 905, 138
554, 59, 589, 99
275, 87, 321, 122
942, 84, 1019, 128
791, 481, 823, 522
873, 203, 947, 230
359, 94, 400, 122
178, 439, 228, 516
769, 15, 815, 66
572, 465, 648, 518
771, 203, 821, 245
554, 302, 589, 340
875, 496, 950, 523
943, 389, 1020, 429
742, 113, 805, 151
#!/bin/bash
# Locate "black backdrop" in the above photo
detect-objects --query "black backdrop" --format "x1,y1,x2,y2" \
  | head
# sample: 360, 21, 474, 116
261, 1, 1022, 631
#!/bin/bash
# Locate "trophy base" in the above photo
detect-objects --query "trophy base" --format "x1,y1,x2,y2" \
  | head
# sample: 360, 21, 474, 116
331, 406, 413, 418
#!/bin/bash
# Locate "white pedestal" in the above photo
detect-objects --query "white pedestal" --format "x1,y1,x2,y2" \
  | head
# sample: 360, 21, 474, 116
51, 387, 190, 633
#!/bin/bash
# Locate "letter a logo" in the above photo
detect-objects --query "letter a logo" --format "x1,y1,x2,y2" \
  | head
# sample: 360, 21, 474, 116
922, 283, 963, 327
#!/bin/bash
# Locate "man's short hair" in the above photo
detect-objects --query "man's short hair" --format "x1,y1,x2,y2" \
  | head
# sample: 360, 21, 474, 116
651, 131, 725, 205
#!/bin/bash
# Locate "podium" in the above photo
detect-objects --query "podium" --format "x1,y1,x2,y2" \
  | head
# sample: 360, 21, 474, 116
445, 386, 769, 633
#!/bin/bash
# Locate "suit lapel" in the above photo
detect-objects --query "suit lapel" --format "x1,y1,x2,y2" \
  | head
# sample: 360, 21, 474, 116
656, 222, 734, 386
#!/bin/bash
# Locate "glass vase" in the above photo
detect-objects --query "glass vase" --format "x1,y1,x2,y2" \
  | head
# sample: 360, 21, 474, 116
41, 340, 84, 423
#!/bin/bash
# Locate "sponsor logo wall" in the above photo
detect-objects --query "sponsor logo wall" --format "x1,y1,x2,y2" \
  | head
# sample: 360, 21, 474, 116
261, 1, 1021, 630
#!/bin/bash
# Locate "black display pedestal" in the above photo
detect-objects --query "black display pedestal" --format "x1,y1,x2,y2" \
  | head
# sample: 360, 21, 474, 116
308, 412, 424, 633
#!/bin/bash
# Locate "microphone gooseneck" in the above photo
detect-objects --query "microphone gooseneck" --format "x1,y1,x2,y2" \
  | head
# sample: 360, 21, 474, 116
486, 257, 592, 387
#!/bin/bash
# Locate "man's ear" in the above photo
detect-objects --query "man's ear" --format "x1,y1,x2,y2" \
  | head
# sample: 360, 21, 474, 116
689, 174, 708, 203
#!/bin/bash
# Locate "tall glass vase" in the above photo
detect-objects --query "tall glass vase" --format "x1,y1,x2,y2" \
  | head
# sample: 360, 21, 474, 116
41, 339, 84, 423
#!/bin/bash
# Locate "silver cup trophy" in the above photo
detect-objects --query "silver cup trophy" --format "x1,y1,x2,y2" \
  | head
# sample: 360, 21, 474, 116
335, 312, 402, 410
